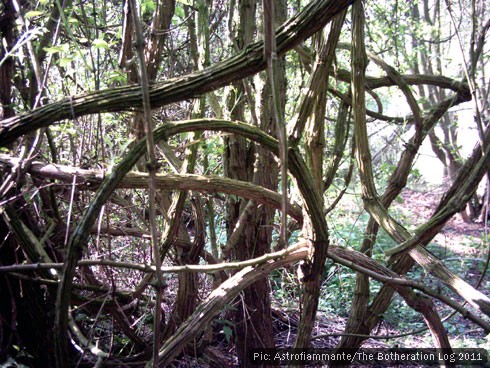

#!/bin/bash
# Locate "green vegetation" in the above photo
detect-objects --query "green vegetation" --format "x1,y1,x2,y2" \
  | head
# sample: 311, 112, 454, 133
1, 0, 490, 367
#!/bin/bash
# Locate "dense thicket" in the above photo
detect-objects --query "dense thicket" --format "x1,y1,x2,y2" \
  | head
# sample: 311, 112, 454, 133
1, 0, 490, 367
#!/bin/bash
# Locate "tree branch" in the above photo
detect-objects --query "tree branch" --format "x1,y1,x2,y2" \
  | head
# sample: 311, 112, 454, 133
0, 0, 354, 146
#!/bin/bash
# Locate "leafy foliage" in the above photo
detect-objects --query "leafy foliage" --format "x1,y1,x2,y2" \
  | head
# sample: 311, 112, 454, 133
1, 0, 490, 367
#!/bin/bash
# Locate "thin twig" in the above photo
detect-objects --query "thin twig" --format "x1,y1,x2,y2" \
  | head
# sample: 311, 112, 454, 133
127, 1, 165, 366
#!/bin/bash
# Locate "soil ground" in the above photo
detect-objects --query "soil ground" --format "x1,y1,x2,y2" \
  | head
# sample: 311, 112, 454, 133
182, 185, 490, 367
268, 185, 490, 367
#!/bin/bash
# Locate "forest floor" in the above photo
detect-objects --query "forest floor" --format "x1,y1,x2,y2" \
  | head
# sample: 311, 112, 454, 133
292, 189, 490, 350
271, 185, 490, 366
185, 185, 490, 367
395, 186, 486, 255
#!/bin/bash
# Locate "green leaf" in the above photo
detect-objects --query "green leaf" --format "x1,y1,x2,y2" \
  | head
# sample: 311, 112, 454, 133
222, 325, 233, 343
107, 70, 126, 84
141, 0, 156, 14
25, 10, 44, 19
59, 57, 73, 68
92, 39, 109, 49
174, 5, 185, 19
43, 46, 65, 54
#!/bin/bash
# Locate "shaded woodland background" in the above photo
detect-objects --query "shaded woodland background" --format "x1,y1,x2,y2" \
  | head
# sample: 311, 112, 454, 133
1, 0, 490, 366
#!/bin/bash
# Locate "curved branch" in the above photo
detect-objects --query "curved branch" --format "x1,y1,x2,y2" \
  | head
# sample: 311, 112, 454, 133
349, 11, 490, 321
334, 68, 471, 96
0, 0, 354, 146
149, 239, 489, 366
53, 118, 324, 360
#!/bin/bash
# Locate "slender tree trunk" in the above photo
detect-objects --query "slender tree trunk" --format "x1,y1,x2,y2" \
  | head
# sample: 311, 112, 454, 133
0, 0, 15, 121
0, 203, 58, 367
223, 0, 287, 365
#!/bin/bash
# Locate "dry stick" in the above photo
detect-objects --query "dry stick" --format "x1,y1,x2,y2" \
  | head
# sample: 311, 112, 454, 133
146, 240, 490, 367
63, 175, 77, 247
5, 239, 490, 334
326, 246, 490, 333
147, 245, 309, 367
0, 153, 304, 222
8, 272, 133, 296
127, 1, 164, 366
0, 242, 307, 274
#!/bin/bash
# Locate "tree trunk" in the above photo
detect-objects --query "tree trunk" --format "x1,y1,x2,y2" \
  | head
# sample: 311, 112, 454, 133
0, 204, 58, 367
223, 0, 287, 365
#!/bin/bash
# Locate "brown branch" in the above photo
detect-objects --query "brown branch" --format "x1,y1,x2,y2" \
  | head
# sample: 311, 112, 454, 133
4, 240, 488, 334
327, 246, 490, 333
0, 153, 303, 222
0, 242, 308, 275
